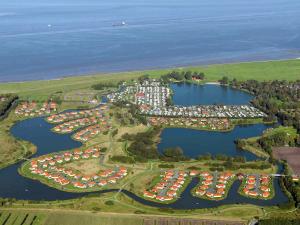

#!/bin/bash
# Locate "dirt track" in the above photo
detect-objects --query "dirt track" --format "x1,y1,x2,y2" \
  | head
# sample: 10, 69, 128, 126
143, 218, 245, 225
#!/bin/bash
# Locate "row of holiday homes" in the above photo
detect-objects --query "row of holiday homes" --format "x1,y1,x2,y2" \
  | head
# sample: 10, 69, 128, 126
140, 105, 266, 119
148, 117, 230, 130
46, 105, 108, 124
143, 170, 273, 202
15, 101, 58, 117
29, 146, 127, 189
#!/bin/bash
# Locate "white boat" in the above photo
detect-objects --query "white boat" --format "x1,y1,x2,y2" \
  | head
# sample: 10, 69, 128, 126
112, 21, 126, 27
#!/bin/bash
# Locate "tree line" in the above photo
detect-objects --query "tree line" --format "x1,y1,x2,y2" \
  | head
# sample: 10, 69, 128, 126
160, 70, 205, 83
91, 82, 118, 90
0, 94, 18, 118
281, 162, 300, 208
259, 218, 300, 225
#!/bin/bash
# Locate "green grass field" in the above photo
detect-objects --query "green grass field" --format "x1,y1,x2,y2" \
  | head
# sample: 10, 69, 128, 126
263, 126, 298, 138
0, 209, 248, 225
0, 211, 46, 225
0, 59, 299, 101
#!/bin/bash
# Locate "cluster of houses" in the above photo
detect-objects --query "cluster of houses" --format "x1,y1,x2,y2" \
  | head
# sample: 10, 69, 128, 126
107, 79, 170, 108
72, 123, 110, 142
134, 80, 170, 108
107, 79, 266, 119
45, 104, 111, 142
193, 171, 235, 199
28, 146, 127, 189
15, 101, 57, 117
46, 105, 108, 124
142, 105, 266, 118
241, 174, 272, 199
107, 82, 137, 103
52, 117, 100, 134
141, 170, 274, 202
148, 117, 230, 130
143, 170, 187, 202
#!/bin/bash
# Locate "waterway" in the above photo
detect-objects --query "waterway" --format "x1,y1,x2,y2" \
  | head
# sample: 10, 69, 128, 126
0, 84, 289, 208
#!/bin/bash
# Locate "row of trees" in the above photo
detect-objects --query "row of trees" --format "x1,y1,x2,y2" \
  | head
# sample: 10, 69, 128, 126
281, 162, 300, 207
205, 160, 271, 170
91, 82, 118, 90
195, 153, 246, 163
161, 147, 190, 162
0, 94, 18, 118
259, 218, 300, 225
161, 71, 205, 83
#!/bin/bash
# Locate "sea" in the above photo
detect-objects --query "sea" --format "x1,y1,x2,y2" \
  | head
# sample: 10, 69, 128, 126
1, 0, 300, 82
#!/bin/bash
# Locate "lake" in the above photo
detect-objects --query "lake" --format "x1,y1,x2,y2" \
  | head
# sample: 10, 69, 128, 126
1, 0, 300, 82
170, 83, 253, 105
0, 84, 288, 207
158, 83, 269, 160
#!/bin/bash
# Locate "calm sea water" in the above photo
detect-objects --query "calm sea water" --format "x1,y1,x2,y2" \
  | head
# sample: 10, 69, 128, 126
1, 0, 300, 82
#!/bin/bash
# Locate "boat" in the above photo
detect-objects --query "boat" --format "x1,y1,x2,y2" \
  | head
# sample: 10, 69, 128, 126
112, 21, 126, 27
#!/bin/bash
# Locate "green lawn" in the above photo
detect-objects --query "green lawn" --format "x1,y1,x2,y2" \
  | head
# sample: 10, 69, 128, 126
0, 59, 300, 101
263, 126, 298, 138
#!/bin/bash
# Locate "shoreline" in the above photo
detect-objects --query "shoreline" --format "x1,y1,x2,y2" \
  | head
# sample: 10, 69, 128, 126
1, 57, 299, 84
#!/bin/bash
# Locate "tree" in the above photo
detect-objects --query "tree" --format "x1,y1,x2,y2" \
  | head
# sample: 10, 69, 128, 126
138, 74, 150, 83
219, 76, 229, 85
163, 147, 183, 157
184, 71, 193, 80
162, 147, 189, 161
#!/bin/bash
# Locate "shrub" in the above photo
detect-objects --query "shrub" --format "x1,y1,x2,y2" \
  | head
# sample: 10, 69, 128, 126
105, 200, 114, 205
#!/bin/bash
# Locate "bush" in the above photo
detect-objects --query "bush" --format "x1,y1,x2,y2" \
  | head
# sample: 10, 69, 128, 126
196, 153, 212, 160
92, 207, 101, 211
91, 83, 117, 90
100, 147, 107, 152
110, 155, 135, 164
158, 164, 175, 168
105, 200, 114, 205
134, 210, 146, 214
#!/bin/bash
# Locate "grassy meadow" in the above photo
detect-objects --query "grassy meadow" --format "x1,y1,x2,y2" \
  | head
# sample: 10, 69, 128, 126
0, 59, 299, 101
0, 207, 249, 225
